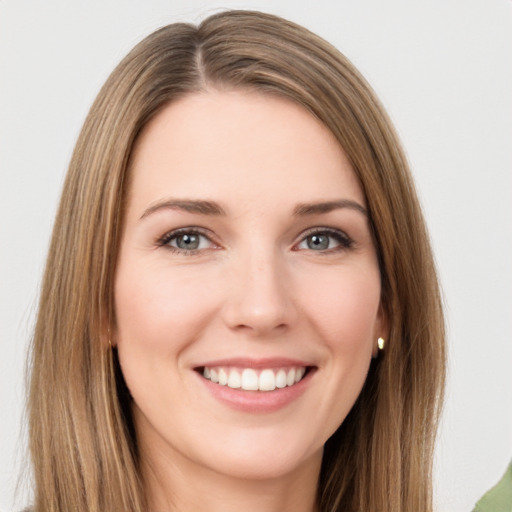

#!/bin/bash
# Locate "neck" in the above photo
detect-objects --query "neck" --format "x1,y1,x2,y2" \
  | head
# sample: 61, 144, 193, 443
141, 439, 322, 512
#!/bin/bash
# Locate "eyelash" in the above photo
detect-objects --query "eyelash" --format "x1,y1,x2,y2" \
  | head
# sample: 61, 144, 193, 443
156, 227, 354, 255
295, 227, 354, 254
157, 227, 216, 256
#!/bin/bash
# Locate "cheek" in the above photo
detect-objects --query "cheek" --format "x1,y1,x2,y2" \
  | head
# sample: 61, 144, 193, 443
303, 267, 381, 418
300, 265, 382, 347
113, 262, 224, 413
114, 260, 222, 352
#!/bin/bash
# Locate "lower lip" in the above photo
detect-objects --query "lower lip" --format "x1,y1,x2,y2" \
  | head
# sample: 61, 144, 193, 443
196, 369, 314, 413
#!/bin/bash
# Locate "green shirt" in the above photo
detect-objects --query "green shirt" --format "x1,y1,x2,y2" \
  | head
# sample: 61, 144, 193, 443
473, 461, 512, 512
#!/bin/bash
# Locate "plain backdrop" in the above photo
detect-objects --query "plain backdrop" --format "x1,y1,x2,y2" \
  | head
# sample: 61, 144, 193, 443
1, 1, 511, 511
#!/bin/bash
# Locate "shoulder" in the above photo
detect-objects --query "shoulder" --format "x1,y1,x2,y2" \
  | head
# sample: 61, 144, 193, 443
473, 461, 512, 512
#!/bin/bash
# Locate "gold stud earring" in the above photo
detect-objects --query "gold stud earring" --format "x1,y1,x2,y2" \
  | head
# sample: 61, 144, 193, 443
377, 337, 385, 351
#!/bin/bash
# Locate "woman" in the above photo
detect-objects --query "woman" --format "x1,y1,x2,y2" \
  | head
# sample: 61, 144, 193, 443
27, 10, 445, 512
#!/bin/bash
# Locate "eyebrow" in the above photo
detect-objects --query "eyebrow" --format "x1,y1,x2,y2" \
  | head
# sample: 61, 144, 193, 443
293, 199, 367, 217
140, 197, 367, 220
140, 199, 226, 219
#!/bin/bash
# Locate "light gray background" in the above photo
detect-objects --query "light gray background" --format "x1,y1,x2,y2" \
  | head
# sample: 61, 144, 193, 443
1, 1, 511, 511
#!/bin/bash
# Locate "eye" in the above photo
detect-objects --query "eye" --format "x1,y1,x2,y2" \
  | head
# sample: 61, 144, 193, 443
296, 228, 353, 252
158, 228, 216, 253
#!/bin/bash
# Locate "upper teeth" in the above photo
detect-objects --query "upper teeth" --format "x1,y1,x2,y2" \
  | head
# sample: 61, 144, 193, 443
202, 367, 306, 392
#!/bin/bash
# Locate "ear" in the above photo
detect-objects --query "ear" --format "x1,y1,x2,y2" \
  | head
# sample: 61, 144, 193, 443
100, 316, 117, 349
372, 302, 390, 358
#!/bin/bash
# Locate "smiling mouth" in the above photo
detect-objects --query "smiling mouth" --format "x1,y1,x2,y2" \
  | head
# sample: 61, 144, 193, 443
197, 366, 312, 392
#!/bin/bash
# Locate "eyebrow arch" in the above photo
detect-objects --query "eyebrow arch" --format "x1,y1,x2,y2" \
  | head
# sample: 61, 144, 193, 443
140, 199, 226, 219
293, 199, 367, 217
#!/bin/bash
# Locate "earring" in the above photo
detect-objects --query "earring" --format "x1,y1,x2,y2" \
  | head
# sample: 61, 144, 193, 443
377, 337, 385, 351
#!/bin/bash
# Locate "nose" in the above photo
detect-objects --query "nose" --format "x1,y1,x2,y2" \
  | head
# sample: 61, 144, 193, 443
221, 250, 297, 337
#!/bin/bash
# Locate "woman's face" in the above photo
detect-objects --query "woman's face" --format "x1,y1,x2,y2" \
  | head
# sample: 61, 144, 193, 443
115, 90, 385, 481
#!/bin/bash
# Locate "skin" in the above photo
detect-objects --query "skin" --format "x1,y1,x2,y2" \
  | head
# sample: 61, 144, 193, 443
114, 90, 386, 512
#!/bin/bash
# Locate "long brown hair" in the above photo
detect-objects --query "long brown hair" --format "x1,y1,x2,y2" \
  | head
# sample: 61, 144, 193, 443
28, 10, 445, 512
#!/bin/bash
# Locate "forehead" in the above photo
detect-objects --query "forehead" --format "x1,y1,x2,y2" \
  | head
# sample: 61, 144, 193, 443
127, 90, 365, 215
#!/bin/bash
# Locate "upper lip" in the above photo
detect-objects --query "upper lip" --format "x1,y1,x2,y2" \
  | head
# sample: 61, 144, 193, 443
194, 357, 315, 370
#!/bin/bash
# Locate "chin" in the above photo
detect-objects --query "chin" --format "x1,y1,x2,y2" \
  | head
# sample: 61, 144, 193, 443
191, 431, 324, 482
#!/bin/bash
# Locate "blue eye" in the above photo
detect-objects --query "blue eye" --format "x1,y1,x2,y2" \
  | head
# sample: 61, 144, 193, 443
305, 234, 330, 250
297, 229, 352, 252
159, 229, 214, 253
173, 233, 201, 250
